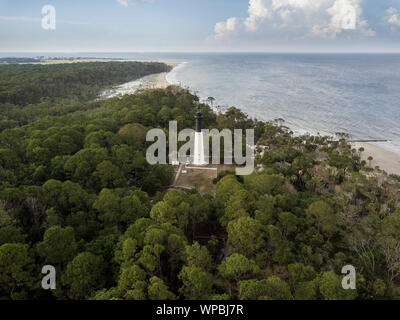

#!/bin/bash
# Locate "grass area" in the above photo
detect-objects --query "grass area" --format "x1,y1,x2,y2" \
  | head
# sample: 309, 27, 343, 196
176, 168, 217, 195
174, 164, 236, 195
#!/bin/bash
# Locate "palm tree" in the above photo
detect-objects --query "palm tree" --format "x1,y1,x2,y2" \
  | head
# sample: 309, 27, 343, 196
367, 156, 373, 167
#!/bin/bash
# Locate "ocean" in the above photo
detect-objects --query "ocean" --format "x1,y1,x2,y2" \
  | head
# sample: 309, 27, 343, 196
166, 53, 400, 155
2, 52, 400, 154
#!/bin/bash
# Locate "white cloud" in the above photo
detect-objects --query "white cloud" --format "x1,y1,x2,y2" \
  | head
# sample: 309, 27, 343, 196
384, 7, 400, 30
0, 16, 86, 25
271, 0, 327, 11
214, 17, 239, 38
312, 0, 375, 38
212, 0, 374, 40
116, 0, 154, 6
117, 0, 130, 6
0, 16, 40, 22
245, 0, 271, 31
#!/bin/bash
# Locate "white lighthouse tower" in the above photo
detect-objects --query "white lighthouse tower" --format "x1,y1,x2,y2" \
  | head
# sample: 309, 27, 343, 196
193, 105, 207, 165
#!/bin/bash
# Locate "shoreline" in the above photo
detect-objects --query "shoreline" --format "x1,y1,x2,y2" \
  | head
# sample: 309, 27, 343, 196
351, 142, 400, 176
99, 60, 183, 99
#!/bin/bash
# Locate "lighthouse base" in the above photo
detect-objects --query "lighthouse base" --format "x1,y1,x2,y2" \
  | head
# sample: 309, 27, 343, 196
193, 132, 207, 165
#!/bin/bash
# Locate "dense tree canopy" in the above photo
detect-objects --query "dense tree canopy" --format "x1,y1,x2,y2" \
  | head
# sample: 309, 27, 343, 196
0, 62, 399, 300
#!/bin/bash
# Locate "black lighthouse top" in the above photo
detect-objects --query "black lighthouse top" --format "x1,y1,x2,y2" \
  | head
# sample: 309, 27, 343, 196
195, 105, 203, 133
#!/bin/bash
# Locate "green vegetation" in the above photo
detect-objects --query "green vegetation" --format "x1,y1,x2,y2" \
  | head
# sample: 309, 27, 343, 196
0, 61, 171, 130
0, 62, 399, 300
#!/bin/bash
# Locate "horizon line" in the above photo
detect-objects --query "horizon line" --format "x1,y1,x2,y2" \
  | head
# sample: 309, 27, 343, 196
1, 50, 400, 55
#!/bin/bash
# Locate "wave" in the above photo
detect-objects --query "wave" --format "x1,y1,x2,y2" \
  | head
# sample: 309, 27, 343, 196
166, 62, 188, 85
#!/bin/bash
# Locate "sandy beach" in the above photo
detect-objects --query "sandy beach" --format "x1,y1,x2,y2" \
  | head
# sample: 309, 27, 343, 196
351, 142, 400, 176
99, 61, 181, 99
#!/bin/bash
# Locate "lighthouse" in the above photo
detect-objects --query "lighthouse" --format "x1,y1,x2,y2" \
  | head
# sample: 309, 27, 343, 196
193, 105, 207, 165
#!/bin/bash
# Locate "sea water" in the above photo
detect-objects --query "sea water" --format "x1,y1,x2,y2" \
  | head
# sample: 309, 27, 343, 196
166, 53, 400, 154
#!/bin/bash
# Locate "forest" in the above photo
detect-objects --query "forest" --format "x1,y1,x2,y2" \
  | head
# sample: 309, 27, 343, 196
0, 61, 171, 130
0, 61, 399, 300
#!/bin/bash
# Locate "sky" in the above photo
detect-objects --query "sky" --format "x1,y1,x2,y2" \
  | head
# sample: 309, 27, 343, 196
0, 0, 400, 52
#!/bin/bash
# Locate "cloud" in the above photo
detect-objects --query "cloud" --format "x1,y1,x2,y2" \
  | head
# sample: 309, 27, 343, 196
245, 0, 271, 31
384, 7, 400, 30
312, 0, 375, 38
0, 16, 86, 25
0, 16, 40, 22
214, 17, 239, 39
116, 0, 130, 6
212, 0, 375, 40
116, 0, 154, 6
